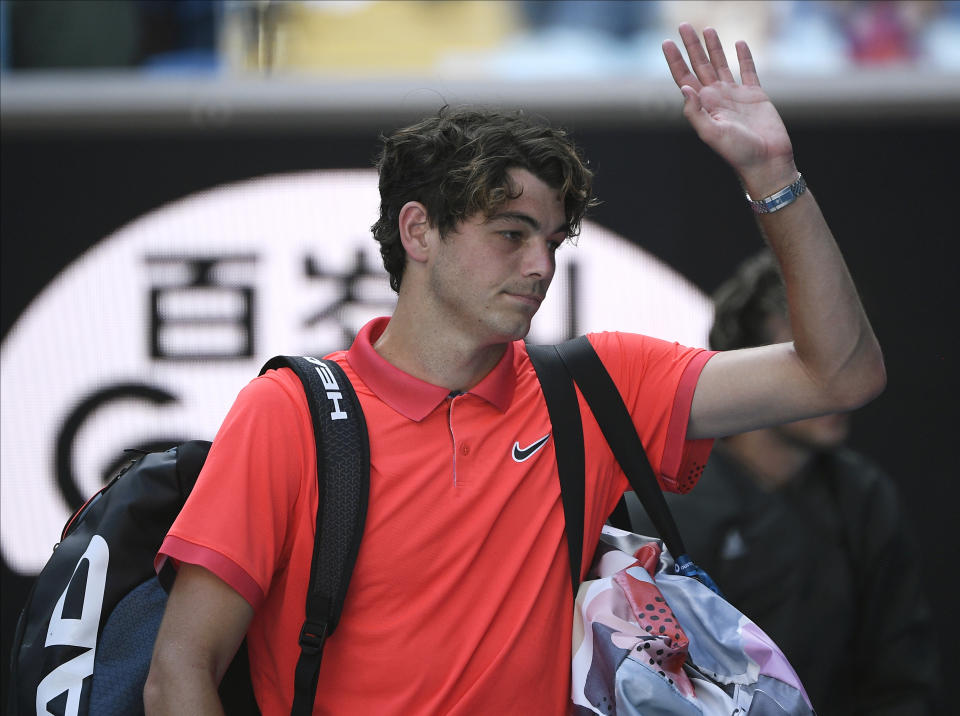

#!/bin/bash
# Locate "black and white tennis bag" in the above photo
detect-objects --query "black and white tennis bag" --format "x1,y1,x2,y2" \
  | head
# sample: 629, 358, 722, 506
7, 356, 369, 716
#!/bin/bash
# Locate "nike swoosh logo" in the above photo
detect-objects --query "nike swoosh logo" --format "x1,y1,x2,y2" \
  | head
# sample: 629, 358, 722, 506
512, 434, 551, 463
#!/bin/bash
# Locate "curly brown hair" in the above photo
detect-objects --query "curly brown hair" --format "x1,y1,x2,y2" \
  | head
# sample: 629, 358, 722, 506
371, 107, 597, 292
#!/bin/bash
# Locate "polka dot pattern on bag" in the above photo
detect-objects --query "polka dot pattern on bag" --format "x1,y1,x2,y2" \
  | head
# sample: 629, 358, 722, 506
613, 542, 694, 696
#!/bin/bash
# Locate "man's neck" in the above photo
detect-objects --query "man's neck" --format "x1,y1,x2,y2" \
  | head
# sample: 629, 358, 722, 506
372, 306, 508, 392
722, 430, 814, 491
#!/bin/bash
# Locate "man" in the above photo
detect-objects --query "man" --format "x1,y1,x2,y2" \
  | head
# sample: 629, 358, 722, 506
629, 250, 940, 715
145, 25, 886, 714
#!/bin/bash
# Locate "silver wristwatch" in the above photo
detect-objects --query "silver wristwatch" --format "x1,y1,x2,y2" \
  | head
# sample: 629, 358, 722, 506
745, 173, 807, 214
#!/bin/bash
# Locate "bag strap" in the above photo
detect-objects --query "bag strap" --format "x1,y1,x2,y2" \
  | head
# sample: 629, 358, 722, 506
259, 355, 370, 716
531, 337, 721, 594
527, 344, 585, 596
553, 337, 689, 560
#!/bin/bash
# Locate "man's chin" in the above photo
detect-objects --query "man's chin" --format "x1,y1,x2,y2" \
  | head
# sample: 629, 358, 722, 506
492, 317, 534, 344
777, 414, 851, 450
506, 325, 533, 343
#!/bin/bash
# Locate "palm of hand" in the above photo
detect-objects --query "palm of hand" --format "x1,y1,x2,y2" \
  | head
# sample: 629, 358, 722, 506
664, 24, 794, 177
696, 82, 793, 172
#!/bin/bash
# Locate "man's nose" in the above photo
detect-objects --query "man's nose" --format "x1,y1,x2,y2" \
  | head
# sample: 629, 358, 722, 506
522, 239, 556, 280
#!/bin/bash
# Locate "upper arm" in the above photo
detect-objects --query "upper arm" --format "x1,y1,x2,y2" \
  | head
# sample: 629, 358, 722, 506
687, 341, 879, 439
148, 564, 254, 701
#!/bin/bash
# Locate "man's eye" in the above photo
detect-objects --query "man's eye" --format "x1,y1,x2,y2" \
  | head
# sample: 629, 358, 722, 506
500, 231, 523, 240
548, 240, 563, 253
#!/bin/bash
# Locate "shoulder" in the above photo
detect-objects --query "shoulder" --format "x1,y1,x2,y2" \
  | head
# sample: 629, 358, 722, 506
583, 331, 714, 418
586, 331, 711, 375
213, 367, 315, 456
240, 366, 311, 414
831, 445, 888, 475
823, 447, 907, 532
828, 447, 897, 499
586, 330, 677, 357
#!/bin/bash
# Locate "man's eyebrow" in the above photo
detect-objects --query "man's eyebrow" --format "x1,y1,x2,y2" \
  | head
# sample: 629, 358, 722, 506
487, 211, 569, 235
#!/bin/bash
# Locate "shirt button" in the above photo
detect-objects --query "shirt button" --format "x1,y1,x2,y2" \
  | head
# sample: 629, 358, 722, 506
461, 445, 470, 456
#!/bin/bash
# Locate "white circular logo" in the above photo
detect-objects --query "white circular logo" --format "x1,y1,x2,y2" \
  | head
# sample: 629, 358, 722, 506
1, 169, 710, 575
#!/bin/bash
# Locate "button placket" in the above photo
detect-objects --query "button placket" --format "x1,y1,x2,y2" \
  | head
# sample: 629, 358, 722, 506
447, 395, 459, 487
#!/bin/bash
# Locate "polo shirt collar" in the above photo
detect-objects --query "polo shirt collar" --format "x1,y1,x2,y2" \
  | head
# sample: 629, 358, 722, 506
346, 317, 516, 422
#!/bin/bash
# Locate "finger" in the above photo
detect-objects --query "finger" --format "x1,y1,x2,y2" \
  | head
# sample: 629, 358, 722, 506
679, 85, 716, 141
662, 39, 702, 91
678, 22, 719, 86
703, 27, 735, 83
736, 40, 761, 86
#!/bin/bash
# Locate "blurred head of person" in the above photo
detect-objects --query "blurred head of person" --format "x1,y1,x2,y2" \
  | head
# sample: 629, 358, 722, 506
710, 250, 850, 451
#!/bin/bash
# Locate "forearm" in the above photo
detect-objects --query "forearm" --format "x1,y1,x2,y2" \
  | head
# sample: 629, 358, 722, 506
746, 165, 886, 410
143, 659, 225, 715
667, 25, 888, 438
144, 564, 252, 715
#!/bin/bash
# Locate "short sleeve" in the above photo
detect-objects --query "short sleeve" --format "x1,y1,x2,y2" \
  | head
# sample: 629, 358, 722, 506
156, 368, 315, 609
587, 332, 716, 493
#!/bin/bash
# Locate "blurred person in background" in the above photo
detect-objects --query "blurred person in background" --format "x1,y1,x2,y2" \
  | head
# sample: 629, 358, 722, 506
630, 250, 940, 715
144, 24, 888, 714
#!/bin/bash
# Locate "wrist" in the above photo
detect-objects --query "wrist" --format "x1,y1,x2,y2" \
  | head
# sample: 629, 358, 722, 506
738, 160, 798, 200
744, 173, 806, 215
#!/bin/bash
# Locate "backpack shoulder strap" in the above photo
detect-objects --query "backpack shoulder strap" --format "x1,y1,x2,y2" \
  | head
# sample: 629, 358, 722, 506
555, 336, 720, 592
259, 355, 370, 716
526, 344, 584, 597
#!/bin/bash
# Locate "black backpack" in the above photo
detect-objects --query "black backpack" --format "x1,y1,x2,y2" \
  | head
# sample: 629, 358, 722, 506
7, 356, 369, 716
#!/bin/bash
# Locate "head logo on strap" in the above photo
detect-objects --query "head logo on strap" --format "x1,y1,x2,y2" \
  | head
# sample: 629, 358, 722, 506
304, 357, 348, 421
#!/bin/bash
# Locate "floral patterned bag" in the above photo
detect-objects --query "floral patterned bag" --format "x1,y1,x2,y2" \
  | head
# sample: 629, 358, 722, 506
527, 338, 815, 714
572, 526, 815, 715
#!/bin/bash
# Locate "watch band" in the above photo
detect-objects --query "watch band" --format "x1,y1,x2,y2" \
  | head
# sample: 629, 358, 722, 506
745, 173, 807, 214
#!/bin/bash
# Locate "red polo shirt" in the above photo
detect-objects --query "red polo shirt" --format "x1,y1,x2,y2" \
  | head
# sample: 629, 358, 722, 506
158, 318, 715, 714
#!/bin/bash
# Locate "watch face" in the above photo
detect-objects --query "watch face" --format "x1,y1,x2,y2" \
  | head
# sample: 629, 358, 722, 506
749, 174, 805, 214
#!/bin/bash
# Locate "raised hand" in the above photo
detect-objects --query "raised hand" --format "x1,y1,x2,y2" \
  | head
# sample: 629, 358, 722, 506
663, 23, 796, 195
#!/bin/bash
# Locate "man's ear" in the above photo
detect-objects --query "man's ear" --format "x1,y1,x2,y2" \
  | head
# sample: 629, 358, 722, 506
398, 201, 433, 264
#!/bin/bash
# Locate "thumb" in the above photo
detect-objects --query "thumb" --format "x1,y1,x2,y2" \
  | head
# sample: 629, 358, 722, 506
680, 85, 702, 117
680, 85, 714, 137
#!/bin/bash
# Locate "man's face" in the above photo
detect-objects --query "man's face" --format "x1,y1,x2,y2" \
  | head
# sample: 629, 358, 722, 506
426, 168, 567, 345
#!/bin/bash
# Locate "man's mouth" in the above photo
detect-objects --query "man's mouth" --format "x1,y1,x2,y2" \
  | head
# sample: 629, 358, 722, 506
504, 292, 543, 307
